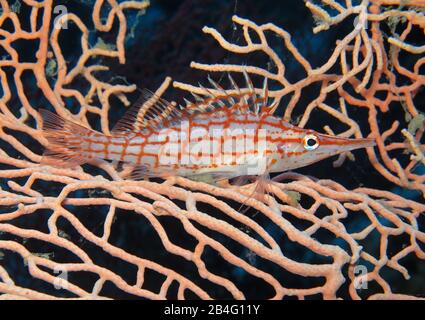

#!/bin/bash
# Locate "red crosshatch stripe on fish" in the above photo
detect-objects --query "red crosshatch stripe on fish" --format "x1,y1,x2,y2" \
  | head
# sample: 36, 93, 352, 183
39, 72, 375, 180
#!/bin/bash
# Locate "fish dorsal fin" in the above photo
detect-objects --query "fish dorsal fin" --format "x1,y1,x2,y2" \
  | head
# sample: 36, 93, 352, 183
112, 73, 278, 135
182, 72, 276, 117
112, 89, 183, 134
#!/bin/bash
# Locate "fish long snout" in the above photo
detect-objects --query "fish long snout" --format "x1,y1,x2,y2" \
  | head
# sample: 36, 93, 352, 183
317, 134, 376, 154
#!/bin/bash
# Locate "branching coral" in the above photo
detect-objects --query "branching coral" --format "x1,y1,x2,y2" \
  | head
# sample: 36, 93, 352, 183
174, 0, 425, 196
0, 0, 424, 300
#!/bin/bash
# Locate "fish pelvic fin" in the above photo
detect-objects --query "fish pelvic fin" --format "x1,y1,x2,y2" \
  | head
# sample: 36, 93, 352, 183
236, 173, 281, 216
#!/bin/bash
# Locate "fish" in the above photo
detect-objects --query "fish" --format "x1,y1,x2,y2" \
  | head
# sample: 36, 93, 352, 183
39, 73, 376, 184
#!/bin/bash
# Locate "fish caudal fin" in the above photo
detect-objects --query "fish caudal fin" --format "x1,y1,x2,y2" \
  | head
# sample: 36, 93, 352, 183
40, 109, 92, 168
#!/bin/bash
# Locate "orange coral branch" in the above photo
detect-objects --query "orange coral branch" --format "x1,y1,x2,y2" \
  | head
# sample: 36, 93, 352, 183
0, 0, 423, 300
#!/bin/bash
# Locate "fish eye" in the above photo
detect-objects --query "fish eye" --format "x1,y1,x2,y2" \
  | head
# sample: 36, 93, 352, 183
303, 134, 319, 150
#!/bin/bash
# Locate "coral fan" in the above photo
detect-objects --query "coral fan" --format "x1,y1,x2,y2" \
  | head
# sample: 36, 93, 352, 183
0, 0, 424, 300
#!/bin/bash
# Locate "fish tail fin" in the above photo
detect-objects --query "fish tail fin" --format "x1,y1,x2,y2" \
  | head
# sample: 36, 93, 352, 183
39, 109, 92, 168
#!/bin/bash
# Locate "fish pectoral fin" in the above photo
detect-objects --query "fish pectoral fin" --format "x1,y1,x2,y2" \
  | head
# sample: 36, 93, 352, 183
237, 173, 281, 215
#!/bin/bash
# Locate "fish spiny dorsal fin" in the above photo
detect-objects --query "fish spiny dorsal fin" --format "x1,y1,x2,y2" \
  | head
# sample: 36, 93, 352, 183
207, 75, 229, 108
209, 75, 236, 105
191, 92, 204, 103
259, 76, 277, 115
183, 97, 192, 107
111, 89, 182, 134
182, 72, 276, 117
243, 71, 255, 95
242, 70, 260, 114
207, 75, 227, 96
182, 79, 229, 115
227, 73, 242, 111
228, 73, 241, 95
262, 77, 269, 106
198, 83, 217, 112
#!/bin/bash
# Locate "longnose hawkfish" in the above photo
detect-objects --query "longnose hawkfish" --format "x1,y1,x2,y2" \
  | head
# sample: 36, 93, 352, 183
40, 73, 375, 188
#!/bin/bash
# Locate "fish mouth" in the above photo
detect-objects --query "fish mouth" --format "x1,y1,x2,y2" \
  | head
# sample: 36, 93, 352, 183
341, 137, 376, 150
318, 135, 376, 153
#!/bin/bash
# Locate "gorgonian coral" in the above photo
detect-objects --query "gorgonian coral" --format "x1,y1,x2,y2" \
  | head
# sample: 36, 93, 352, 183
0, 0, 424, 300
